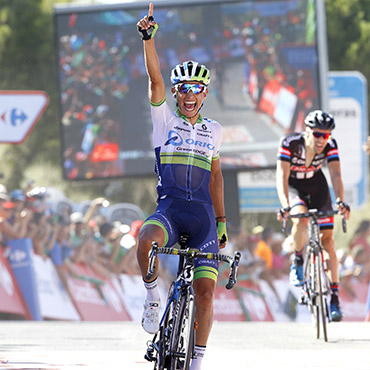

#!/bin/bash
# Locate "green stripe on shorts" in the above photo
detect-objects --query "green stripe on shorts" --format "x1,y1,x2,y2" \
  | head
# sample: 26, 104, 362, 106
194, 266, 218, 282
142, 219, 169, 247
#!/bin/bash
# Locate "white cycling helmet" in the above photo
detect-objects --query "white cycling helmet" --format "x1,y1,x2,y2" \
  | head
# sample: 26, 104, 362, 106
170, 60, 210, 86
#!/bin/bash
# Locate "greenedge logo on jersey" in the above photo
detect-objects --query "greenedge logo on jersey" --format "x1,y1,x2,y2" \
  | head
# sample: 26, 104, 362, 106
165, 130, 215, 150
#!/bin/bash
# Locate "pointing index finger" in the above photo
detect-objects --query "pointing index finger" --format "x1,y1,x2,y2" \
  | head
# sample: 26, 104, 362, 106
149, 3, 153, 18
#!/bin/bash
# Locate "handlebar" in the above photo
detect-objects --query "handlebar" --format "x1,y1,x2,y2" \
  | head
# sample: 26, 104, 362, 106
145, 241, 241, 289
281, 208, 347, 234
225, 251, 241, 289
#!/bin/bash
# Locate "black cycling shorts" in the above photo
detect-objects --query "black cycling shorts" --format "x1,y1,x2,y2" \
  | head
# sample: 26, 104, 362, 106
288, 170, 334, 230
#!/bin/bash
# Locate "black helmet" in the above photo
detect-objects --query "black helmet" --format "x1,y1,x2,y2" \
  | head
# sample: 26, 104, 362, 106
304, 110, 335, 130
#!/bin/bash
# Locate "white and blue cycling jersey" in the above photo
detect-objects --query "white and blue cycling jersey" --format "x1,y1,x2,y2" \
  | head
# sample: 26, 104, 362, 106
151, 99, 222, 203
142, 99, 222, 281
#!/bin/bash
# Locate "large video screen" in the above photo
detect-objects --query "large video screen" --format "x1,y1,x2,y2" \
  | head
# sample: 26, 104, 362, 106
54, 0, 325, 180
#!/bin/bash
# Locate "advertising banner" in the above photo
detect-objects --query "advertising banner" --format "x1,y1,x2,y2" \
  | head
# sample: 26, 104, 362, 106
66, 263, 131, 321
328, 71, 368, 208
237, 281, 274, 321
8, 238, 42, 320
32, 255, 80, 321
118, 274, 168, 322
0, 247, 29, 318
214, 286, 246, 322
339, 278, 369, 322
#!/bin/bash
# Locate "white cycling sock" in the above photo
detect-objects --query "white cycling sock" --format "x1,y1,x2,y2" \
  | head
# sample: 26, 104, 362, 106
144, 278, 160, 301
189, 345, 206, 370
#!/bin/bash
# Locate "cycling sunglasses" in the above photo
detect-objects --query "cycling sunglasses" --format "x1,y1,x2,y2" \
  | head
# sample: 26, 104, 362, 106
312, 131, 331, 140
175, 83, 206, 95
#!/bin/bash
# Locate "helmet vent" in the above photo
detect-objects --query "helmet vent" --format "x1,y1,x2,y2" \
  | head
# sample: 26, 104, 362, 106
195, 66, 201, 77
188, 62, 193, 76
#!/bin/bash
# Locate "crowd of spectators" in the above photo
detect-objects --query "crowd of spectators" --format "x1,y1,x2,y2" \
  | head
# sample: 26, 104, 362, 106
1, 181, 369, 319
228, 220, 370, 320
228, 224, 292, 304
338, 220, 370, 302
0, 183, 143, 301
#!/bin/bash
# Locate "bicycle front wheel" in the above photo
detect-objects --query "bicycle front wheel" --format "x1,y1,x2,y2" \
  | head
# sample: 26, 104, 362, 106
317, 253, 328, 342
304, 249, 320, 339
157, 295, 176, 369
169, 287, 196, 370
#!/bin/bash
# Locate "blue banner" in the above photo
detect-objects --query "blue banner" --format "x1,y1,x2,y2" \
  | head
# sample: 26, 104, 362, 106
8, 238, 42, 321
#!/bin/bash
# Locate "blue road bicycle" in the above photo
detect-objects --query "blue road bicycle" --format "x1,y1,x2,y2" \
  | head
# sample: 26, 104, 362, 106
144, 234, 241, 369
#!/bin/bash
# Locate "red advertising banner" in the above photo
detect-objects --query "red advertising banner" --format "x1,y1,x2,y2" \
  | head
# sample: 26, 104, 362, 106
258, 80, 281, 117
213, 286, 246, 322
236, 281, 274, 322
66, 263, 131, 321
89, 142, 119, 162
339, 278, 369, 322
0, 247, 29, 318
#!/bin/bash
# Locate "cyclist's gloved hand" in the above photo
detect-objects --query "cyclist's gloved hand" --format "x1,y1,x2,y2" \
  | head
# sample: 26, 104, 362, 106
216, 219, 228, 248
336, 198, 351, 219
137, 15, 158, 40
277, 206, 291, 222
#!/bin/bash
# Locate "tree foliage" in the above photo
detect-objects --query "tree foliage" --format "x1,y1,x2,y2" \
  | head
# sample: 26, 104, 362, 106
325, 0, 370, 119
0, 0, 60, 189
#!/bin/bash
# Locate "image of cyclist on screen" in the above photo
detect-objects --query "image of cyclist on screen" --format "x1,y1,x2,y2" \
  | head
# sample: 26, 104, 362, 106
276, 110, 350, 322
136, 4, 227, 369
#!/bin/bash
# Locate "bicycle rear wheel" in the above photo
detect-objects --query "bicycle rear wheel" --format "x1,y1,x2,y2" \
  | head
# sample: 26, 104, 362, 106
169, 288, 196, 370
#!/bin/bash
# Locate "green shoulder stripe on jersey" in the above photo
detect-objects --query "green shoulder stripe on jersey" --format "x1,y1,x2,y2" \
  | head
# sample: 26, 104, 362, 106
160, 152, 212, 171
142, 220, 169, 246
150, 98, 166, 107
194, 266, 218, 282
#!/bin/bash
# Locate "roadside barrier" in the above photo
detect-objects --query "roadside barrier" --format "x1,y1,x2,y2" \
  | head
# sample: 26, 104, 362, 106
1, 239, 368, 321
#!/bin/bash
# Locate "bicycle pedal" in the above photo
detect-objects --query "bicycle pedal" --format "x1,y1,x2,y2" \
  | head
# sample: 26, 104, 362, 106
144, 352, 156, 362
144, 341, 158, 362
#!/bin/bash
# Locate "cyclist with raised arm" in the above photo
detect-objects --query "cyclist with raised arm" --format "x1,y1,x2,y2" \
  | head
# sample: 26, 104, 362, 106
136, 4, 227, 369
276, 110, 350, 321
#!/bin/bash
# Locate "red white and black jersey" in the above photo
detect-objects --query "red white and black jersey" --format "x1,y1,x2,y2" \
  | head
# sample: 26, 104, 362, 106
277, 132, 339, 180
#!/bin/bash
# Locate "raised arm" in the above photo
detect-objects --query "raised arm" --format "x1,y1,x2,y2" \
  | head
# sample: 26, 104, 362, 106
137, 3, 165, 104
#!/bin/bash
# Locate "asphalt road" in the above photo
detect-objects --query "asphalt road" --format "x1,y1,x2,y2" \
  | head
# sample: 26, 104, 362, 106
0, 321, 369, 370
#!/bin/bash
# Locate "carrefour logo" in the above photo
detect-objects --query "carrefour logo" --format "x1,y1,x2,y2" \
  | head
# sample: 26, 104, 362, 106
9, 249, 27, 263
165, 130, 215, 150
1, 108, 27, 126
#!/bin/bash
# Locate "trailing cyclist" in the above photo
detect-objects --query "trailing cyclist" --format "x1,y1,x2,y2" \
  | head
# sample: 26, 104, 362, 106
276, 110, 350, 321
136, 4, 227, 369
